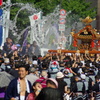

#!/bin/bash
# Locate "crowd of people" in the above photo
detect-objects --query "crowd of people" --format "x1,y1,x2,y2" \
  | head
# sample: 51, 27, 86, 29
0, 37, 100, 100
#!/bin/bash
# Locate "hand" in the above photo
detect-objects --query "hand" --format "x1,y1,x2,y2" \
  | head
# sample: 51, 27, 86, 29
35, 71, 39, 77
36, 83, 42, 91
35, 84, 42, 96
4, 53, 7, 57
46, 53, 49, 57
10, 97, 16, 100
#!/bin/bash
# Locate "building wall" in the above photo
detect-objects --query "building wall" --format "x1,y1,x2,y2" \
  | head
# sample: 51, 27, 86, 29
87, 0, 99, 30
97, 0, 100, 31
87, 0, 97, 7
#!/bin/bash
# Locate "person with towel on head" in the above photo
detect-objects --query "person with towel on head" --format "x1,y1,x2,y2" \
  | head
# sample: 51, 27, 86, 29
72, 75, 85, 100
92, 75, 100, 100
56, 72, 67, 96
4, 65, 32, 100
26, 67, 39, 86
36, 71, 48, 88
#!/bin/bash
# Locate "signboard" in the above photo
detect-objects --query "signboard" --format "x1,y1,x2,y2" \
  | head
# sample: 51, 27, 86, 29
60, 9, 66, 16
59, 15, 66, 18
59, 9, 66, 32
59, 24, 65, 31
59, 18, 66, 24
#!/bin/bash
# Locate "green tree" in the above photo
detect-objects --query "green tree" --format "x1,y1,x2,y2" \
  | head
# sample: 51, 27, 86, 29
3, 0, 96, 44
34, 0, 96, 17
3, 0, 96, 18
62, 0, 96, 18
34, 0, 59, 15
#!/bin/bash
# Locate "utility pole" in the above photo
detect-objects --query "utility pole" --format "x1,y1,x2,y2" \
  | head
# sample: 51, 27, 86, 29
97, 0, 100, 31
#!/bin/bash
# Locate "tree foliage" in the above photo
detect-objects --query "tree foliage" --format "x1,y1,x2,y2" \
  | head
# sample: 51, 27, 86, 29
34, 0, 96, 18
62, 0, 96, 18
34, 0, 60, 15
4, 0, 96, 17
3, 0, 97, 43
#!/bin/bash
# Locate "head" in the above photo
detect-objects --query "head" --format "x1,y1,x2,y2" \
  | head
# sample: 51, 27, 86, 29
42, 62, 48, 70
95, 75, 100, 82
52, 56, 57, 61
59, 62, 65, 67
59, 43, 63, 47
64, 62, 71, 68
32, 82, 42, 91
63, 69, 69, 75
4, 58, 10, 64
46, 78, 58, 88
6, 37, 9, 42
0, 58, 4, 66
32, 55, 37, 60
75, 76, 81, 82
41, 71, 48, 78
36, 87, 63, 100
29, 67, 37, 74
7, 38, 12, 43
27, 43, 31, 48
15, 61, 20, 69
80, 74, 86, 80
13, 50, 18, 55
33, 41, 37, 46
33, 60, 38, 65
56, 72, 64, 79
6, 38, 11, 43
74, 62, 78, 68
18, 65, 29, 79
38, 55, 42, 60
65, 87, 71, 94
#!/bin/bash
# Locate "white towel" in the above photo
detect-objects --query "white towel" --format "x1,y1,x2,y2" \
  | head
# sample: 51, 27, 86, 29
17, 78, 30, 94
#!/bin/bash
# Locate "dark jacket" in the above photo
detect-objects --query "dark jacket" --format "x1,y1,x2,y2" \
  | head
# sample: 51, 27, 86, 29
92, 81, 100, 92
57, 79, 67, 95
22, 46, 32, 56
4, 78, 32, 100
72, 80, 85, 93
31, 45, 41, 57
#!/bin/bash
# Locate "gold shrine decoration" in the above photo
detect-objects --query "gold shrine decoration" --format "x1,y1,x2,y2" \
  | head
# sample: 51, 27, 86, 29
57, 49, 62, 53
85, 50, 89, 54
76, 50, 80, 53
75, 50, 80, 55
80, 16, 96, 25
48, 50, 100, 54
70, 16, 100, 51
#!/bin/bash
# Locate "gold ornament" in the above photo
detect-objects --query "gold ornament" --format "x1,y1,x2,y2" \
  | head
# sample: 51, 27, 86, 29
80, 16, 96, 25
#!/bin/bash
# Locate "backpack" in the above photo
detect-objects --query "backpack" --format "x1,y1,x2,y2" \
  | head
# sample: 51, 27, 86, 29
48, 61, 59, 74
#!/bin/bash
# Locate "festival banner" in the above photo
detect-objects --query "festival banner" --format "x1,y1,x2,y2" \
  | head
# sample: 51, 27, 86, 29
29, 11, 41, 26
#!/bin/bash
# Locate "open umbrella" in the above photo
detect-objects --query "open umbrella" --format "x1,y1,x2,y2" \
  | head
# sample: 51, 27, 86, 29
11, 45, 17, 51
16, 44, 21, 47
0, 71, 14, 88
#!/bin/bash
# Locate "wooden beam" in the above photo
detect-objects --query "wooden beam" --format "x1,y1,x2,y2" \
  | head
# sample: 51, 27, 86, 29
48, 50, 100, 54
